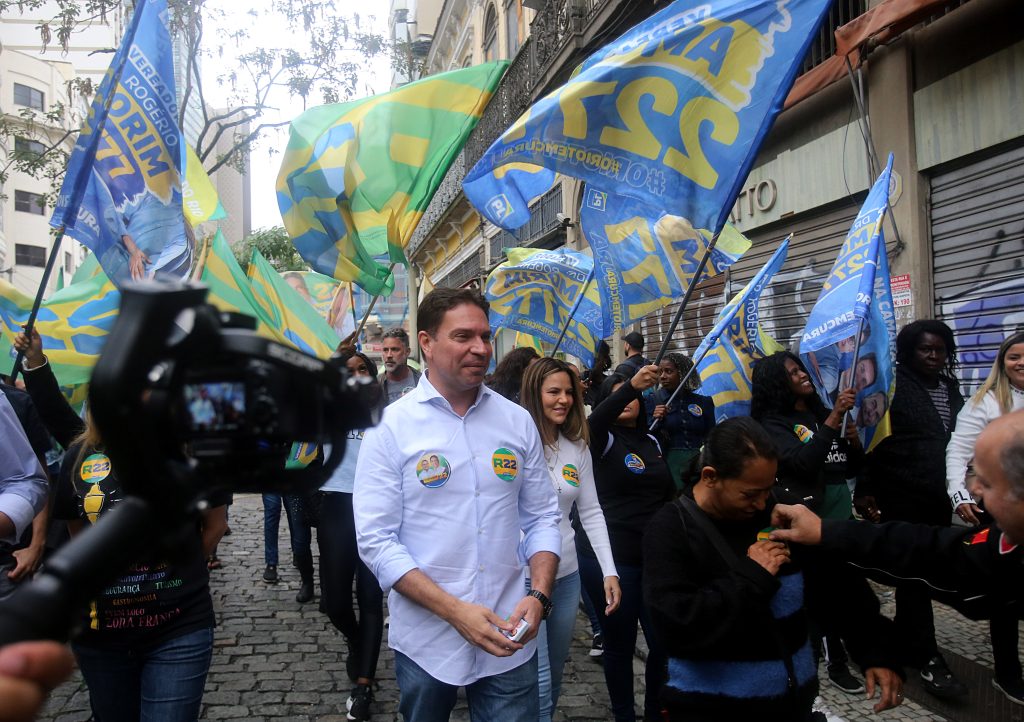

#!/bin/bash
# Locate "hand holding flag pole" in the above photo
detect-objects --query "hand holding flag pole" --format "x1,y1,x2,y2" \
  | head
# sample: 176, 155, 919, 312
838, 317, 865, 437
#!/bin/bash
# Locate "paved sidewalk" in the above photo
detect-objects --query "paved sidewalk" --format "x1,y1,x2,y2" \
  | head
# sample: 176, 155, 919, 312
39, 494, 1019, 721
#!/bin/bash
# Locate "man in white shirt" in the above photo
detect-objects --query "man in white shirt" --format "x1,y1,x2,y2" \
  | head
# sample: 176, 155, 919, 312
354, 288, 561, 721
0, 393, 49, 599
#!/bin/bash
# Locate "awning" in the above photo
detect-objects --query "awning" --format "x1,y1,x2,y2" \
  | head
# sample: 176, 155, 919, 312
784, 0, 961, 109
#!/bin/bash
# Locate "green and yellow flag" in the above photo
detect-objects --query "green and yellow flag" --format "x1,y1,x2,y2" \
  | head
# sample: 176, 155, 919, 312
276, 61, 508, 295
70, 253, 103, 285
246, 250, 340, 359
183, 145, 227, 226
0, 273, 119, 386
200, 231, 288, 345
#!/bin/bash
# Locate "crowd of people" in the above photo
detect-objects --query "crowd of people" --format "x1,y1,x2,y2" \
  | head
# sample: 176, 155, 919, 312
1, 288, 1023, 722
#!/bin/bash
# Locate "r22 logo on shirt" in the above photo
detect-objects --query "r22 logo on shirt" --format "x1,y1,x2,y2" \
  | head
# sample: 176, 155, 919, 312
624, 453, 646, 474
492, 448, 518, 482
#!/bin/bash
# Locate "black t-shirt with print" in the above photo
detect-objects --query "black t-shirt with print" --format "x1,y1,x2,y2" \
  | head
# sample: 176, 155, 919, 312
53, 443, 215, 652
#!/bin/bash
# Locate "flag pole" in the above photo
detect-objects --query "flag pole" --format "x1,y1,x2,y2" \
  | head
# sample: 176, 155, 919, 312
352, 263, 397, 343
9, 1, 144, 381
651, 227, 723, 368
839, 317, 866, 438
551, 269, 594, 357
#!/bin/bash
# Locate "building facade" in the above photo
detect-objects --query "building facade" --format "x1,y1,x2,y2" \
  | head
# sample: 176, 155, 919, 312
0, 49, 86, 296
409, 0, 1024, 381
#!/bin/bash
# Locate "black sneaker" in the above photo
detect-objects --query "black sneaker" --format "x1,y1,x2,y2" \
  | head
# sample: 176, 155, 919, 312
346, 683, 373, 721
993, 677, 1024, 706
827, 663, 865, 694
296, 580, 314, 603
589, 632, 604, 658
919, 655, 968, 698
262, 565, 278, 583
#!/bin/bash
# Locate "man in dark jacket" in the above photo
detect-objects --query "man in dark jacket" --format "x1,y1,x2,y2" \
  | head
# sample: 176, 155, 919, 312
772, 410, 1024, 700
613, 331, 648, 379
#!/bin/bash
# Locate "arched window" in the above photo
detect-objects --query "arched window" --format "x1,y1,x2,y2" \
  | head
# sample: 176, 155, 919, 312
483, 4, 498, 62
504, 0, 520, 56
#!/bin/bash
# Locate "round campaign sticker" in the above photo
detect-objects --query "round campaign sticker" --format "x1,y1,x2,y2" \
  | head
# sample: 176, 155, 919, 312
793, 424, 815, 444
562, 464, 580, 487
80, 453, 111, 483
415, 453, 452, 488
492, 447, 519, 482
624, 453, 646, 474
688, 403, 703, 417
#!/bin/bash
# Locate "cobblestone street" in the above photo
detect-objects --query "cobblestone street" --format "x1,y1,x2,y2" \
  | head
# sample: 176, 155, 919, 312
39, 494, 1021, 721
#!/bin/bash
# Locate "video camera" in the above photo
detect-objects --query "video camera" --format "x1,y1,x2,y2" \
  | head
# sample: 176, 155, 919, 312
0, 280, 376, 644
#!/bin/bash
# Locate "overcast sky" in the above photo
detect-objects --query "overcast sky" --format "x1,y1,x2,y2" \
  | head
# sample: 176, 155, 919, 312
200, 1, 391, 231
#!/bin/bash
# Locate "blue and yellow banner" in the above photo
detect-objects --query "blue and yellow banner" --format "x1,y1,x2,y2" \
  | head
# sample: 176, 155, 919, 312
485, 247, 603, 366
0, 274, 119, 387
799, 155, 897, 450
247, 251, 341, 359
52, 0, 190, 287
580, 189, 750, 335
695, 237, 789, 420
464, 0, 832, 235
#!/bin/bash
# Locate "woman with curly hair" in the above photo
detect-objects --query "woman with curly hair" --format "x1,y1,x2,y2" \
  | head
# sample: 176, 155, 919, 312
486, 346, 539, 403
644, 352, 715, 488
858, 319, 968, 699
750, 350, 865, 694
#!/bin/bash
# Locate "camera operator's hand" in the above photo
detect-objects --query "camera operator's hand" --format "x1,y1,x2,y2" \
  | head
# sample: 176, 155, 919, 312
0, 641, 73, 722
12, 328, 44, 370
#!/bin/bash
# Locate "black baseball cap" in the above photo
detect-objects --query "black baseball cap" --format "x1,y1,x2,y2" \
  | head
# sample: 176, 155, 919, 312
624, 331, 644, 351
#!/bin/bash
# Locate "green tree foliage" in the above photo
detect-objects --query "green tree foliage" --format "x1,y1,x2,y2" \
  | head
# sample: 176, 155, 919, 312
232, 226, 306, 274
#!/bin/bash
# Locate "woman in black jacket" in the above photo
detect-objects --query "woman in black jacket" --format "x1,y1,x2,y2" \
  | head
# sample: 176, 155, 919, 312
642, 417, 903, 721
751, 351, 865, 693
751, 351, 863, 519
856, 319, 968, 699
577, 364, 675, 722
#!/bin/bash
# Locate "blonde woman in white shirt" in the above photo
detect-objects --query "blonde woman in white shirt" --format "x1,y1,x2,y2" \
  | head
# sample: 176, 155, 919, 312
945, 330, 1024, 703
520, 357, 621, 722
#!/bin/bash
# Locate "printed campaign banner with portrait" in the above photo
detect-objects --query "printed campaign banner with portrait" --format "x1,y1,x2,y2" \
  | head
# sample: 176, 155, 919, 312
800, 155, 897, 451
52, 0, 190, 287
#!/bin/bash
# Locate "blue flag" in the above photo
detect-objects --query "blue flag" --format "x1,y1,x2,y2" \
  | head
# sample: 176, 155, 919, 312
694, 237, 790, 419
800, 155, 897, 450
580, 188, 751, 335
52, 0, 190, 287
484, 247, 603, 365
464, 0, 832, 235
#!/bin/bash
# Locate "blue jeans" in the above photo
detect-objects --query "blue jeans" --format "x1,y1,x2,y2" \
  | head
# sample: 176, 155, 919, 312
532, 571, 581, 722
262, 493, 311, 566
394, 650, 539, 722
579, 554, 666, 722
74, 627, 213, 722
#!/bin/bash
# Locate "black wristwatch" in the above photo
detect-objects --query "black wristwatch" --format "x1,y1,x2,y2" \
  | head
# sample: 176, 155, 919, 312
528, 589, 553, 619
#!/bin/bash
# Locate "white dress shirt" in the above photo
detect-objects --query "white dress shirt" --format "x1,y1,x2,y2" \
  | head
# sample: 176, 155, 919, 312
0, 394, 48, 544
354, 373, 562, 686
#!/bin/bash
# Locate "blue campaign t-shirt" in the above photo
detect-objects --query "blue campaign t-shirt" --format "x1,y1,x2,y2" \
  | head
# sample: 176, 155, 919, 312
321, 430, 365, 494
